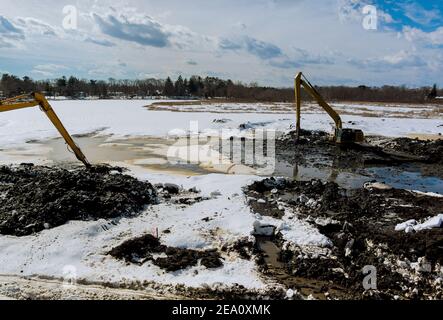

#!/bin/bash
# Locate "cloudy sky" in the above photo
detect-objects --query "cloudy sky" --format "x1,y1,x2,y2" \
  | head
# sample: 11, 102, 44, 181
0, 0, 442, 87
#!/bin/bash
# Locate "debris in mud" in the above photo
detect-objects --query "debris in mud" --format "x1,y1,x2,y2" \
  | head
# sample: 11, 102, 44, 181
253, 221, 276, 236
277, 130, 438, 168
109, 234, 223, 272
155, 183, 208, 205
161, 183, 181, 195
213, 118, 231, 124
0, 164, 158, 236
246, 178, 443, 299
221, 237, 256, 260
395, 214, 443, 233
239, 121, 273, 130
378, 138, 443, 164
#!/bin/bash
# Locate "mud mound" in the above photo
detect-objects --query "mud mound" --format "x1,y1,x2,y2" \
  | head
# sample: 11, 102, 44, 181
276, 130, 401, 169
109, 234, 223, 272
248, 178, 443, 261
380, 138, 443, 164
277, 130, 440, 168
247, 178, 443, 299
0, 164, 158, 236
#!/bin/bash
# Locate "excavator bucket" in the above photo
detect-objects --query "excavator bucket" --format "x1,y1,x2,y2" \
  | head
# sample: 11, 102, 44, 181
335, 128, 365, 144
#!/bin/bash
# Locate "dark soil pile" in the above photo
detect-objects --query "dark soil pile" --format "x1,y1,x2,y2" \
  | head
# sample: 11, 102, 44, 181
0, 164, 158, 236
379, 138, 443, 164
276, 130, 431, 168
247, 178, 443, 299
109, 234, 223, 272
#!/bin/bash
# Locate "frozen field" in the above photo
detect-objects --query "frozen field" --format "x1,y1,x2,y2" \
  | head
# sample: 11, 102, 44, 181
0, 100, 442, 149
0, 99, 442, 299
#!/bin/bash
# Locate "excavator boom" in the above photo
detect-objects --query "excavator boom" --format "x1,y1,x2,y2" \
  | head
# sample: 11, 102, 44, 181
294, 72, 364, 144
0, 92, 91, 167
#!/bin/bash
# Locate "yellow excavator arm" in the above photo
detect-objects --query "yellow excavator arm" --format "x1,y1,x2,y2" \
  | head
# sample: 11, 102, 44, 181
0, 92, 91, 167
294, 72, 364, 144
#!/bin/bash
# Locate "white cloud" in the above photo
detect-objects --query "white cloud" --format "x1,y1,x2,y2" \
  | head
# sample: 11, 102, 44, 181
93, 12, 170, 48
91, 10, 215, 51
403, 26, 443, 46
0, 38, 14, 48
219, 36, 282, 59
84, 36, 116, 47
0, 1, 441, 86
348, 50, 427, 71
270, 48, 334, 69
0, 15, 24, 48
86, 61, 133, 79
338, 0, 395, 27
14, 17, 59, 37
0, 12, 123, 51
399, 2, 441, 26
0, 16, 23, 38
31, 64, 68, 77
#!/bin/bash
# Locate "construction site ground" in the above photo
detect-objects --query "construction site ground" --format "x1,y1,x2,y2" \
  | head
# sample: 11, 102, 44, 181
0, 99, 442, 300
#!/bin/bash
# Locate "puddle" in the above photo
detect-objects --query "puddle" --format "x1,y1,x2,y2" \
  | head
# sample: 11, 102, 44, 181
257, 144, 443, 193
255, 236, 346, 300
273, 160, 369, 189
273, 160, 443, 194
367, 166, 443, 194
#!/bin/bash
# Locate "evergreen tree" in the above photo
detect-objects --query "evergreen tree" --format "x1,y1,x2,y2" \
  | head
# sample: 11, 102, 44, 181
163, 77, 175, 96
56, 76, 67, 96
428, 84, 438, 100
66, 76, 80, 98
188, 76, 199, 95
174, 75, 186, 96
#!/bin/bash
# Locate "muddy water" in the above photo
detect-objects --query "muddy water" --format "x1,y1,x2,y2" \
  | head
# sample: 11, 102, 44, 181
274, 160, 369, 189
1, 134, 442, 193
275, 160, 443, 194
368, 166, 443, 194
1, 136, 214, 176
255, 236, 346, 299
47, 135, 211, 176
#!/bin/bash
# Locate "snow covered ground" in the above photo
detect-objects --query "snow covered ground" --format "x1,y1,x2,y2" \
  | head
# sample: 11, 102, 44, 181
0, 168, 330, 294
148, 101, 443, 121
0, 99, 442, 297
0, 173, 268, 290
0, 100, 441, 149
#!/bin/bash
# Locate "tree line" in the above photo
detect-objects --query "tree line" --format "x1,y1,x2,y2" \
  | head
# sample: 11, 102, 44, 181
0, 73, 439, 103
